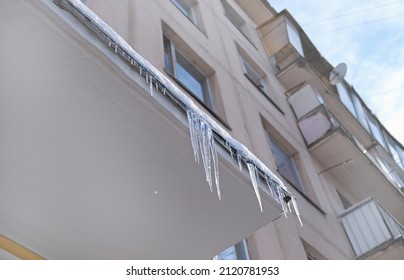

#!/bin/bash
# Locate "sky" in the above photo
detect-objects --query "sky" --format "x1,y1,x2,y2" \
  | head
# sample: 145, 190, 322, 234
269, 0, 404, 145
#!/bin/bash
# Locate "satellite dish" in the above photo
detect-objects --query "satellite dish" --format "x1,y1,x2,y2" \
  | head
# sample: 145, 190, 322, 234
329, 63, 347, 85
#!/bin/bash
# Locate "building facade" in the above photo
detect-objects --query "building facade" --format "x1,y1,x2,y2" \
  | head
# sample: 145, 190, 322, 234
1, 0, 403, 259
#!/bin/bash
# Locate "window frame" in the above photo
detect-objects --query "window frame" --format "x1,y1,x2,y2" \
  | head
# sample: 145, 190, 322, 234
285, 19, 304, 57
337, 83, 357, 118
237, 47, 284, 113
366, 112, 387, 149
267, 132, 305, 193
220, 0, 252, 41
239, 54, 268, 95
385, 134, 404, 170
163, 35, 215, 111
170, 0, 204, 32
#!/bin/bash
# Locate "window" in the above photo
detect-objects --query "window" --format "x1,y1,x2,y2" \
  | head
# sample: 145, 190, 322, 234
386, 135, 404, 170
286, 20, 304, 57
376, 157, 403, 189
221, 0, 249, 38
267, 133, 305, 193
163, 36, 214, 110
170, 0, 203, 30
239, 53, 268, 95
351, 92, 370, 132
216, 240, 250, 260
337, 83, 357, 118
367, 112, 387, 149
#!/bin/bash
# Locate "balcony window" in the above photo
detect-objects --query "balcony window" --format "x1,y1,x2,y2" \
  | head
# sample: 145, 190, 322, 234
285, 20, 304, 57
386, 135, 404, 170
267, 133, 305, 193
216, 240, 249, 260
170, 0, 203, 29
376, 157, 403, 190
337, 83, 357, 118
164, 36, 214, 110
351, 93, 370, 132
367, 113, 387, 149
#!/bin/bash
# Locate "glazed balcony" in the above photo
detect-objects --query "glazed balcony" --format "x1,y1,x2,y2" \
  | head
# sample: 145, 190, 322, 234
340, 197, 404, 259
289, 85, 404, 226
258, 11, 305, 73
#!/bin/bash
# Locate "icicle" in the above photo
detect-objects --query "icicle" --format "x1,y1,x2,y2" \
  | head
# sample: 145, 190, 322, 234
277, 185, 288, 217
163, 88, 166, 96
247, 162, 263, 212
200, 121, 213, 191
225, 142, 234, 159
65, 0, 300, 220
193, 113, 201, 163
210, 129, 221, 200
145, 73, 149, 84
292, 197, 303, 227
187, 110, 200, 163
265, 177, 277, 202
149, 75, 154, 96
237, 153, 243, 171
130, 59, 134, 65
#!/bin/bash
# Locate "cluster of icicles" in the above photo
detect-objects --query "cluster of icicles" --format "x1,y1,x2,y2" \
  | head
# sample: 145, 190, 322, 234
62, 0, 301, 225
187, 110, 300, 226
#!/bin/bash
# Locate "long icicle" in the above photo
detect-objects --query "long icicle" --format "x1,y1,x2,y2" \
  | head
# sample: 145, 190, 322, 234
292, 197, 303, 227
200, 121, 213, 191
265, 176, 277, 203
210, 128, 221, 200
187, 110, 199, 163
149, 75, 154, 96
247, 162, 263, 212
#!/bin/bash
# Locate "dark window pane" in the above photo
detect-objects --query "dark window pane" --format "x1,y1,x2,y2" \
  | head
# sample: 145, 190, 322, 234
269, 136, 304, 192
176, 51, 206, 103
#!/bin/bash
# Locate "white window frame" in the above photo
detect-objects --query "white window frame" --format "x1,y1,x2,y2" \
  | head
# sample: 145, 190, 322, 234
163, 36, 214, 110
267, 133, 305, 193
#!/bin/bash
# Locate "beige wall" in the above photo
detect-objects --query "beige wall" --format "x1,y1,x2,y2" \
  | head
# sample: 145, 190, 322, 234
85, 0, 399, 259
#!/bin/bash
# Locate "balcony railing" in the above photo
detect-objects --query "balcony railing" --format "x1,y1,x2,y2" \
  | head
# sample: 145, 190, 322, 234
340, 197, 404, 258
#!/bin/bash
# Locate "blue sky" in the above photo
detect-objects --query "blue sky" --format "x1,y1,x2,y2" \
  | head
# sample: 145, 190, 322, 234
269, 0, 404, 145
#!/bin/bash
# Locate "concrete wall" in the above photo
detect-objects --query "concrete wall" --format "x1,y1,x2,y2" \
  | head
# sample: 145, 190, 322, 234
84, 0, 361, 259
